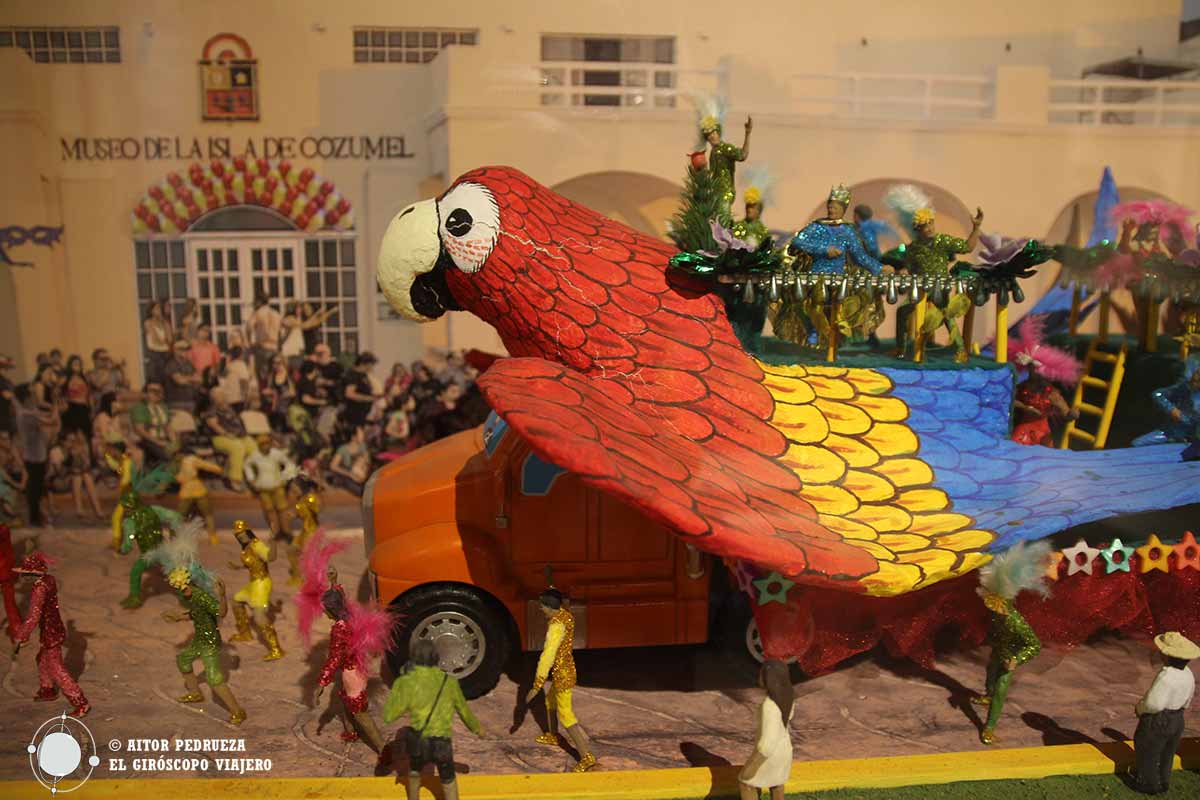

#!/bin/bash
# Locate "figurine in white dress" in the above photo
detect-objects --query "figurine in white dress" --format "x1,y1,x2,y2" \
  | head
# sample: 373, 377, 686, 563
739, 659, 795, 800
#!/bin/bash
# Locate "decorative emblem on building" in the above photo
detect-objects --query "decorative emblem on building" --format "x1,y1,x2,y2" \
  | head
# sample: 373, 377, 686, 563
199, 33, 259, 122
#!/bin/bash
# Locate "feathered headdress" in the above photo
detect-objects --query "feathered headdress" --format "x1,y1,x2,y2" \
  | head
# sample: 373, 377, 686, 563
1007, 314, 1083, 385
739, 164, 776, 209
131, 462, 175, 497
295, 528, 348, 647
884, 184, 934, 233
294, 529, 396, 671
1110, 200, 1195, 246
978, 540, 1053, 602
690, 91, 726, 142
146, 518, 215, 593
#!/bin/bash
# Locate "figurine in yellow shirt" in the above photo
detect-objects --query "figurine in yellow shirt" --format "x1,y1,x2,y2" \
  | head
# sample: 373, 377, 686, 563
288, 488, 322, 585
104, 445, 134, 551
524, 588, 597, 772
228, 520, 284, 661
175, 454, 223, 545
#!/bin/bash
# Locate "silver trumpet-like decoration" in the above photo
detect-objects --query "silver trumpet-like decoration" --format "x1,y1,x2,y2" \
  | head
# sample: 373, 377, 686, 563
768, 274, 780, 302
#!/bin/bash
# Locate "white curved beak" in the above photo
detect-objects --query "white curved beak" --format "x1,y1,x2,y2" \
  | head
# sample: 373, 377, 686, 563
377, 199, 440, 322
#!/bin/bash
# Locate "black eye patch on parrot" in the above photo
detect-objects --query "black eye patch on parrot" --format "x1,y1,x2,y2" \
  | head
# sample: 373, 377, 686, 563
410, 249, 463, 319
445, 208, 473, 237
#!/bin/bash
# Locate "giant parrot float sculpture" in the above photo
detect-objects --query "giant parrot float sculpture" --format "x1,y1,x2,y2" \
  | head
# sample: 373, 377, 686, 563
377, 167, 1200, 605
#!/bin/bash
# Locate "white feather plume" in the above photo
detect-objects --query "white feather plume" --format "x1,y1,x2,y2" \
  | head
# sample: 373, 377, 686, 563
884, 183, 933, 232
739, 164, 778, 208
978, 541, 1052, 601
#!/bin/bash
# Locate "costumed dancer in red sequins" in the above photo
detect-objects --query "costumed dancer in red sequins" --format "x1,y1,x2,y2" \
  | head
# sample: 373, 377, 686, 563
1007, 315, 1082, 447
11, 551, 90, 717
0, 524, 21, 639
296, 529, 394, 764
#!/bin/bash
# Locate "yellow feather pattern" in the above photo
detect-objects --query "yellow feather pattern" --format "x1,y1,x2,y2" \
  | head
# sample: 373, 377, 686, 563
755, 358, 996, 596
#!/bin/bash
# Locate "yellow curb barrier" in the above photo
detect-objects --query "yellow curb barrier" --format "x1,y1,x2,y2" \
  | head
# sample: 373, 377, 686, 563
3, 738, 1196, 799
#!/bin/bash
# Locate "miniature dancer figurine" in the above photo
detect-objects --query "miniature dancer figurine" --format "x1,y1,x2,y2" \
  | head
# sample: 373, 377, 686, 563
1008, 315, 1082, 447
243, 434, 296, 540
731, 187, 770, 249
164, 566, 246, 725
1132, 631, 1198, 795
104, 443, 134, 551
228, 520, 284, 660
886, 184, 983, 362
118, 466, 181, 609
175, 453, 223, 545
786, 185, 886, 348
1132, 355, 1200, 457
525, 587, 598, 772
972, 541, 1050, 744
1, 524, 20, 639
289, 487, 322, 585
739, 659, 795, 800
384, 638, 482, 800
300, 552, 394, 763
700, 113, 752, 215
11, 552, 90, 717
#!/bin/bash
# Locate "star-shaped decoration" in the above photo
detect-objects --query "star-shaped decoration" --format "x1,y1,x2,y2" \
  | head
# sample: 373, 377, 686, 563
1061, 538, 1100, 576
1101, 538, 1135, 574
1045, 551, 1064, 581
753, 571, 795, 606
1174, 531, 1200, 571
1135, 534, 1171, 574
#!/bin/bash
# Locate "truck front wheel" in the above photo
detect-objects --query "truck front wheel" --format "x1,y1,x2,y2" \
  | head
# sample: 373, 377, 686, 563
387, 585, 512, 699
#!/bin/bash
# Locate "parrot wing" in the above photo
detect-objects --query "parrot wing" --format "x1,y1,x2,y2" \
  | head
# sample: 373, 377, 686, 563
479, 356, 1007, 596
879, 365, 1200, 551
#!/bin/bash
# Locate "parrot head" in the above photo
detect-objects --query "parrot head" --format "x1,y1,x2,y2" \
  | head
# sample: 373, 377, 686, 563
377, 169, 505, 322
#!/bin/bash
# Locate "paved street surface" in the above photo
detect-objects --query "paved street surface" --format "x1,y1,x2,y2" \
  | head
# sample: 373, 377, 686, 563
2, 501, 1194, 783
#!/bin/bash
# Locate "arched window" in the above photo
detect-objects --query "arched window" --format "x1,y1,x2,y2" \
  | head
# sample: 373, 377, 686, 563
131, 160, 359, 372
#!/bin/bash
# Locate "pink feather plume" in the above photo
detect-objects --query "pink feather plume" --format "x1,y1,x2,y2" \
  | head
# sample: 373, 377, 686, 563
294, 528, 348, 648
1110, 200, 1196, 246
1007, 314, 1083, 386
346, 600, 399, 672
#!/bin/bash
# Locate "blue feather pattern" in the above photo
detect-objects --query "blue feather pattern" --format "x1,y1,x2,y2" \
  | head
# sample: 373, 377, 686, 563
877, 366, 1200, 551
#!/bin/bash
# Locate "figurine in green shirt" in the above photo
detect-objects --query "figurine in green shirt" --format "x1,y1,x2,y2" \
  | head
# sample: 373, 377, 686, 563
701, 114, 752, 215
893, 204, 984, 361
384, 639, 482, 800
971, 541, 1049, 744
163, 566, 246, 725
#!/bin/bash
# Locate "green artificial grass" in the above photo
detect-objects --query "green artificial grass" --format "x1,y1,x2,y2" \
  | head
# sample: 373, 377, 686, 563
669, 770, 1200, 799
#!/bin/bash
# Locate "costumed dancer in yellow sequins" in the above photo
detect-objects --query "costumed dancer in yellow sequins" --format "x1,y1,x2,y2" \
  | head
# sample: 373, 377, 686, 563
524, 587, 597, 772
104, 444, 134, 551
228, 519, 284, 660
289, 488, 322, 585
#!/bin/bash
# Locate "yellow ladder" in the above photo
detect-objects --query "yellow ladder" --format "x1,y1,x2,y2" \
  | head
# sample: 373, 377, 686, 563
1058, 340, 1127, 450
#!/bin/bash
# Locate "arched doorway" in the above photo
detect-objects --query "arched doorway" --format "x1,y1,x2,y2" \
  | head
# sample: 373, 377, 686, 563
551, 171, 680, 239
130, 159, 358, 374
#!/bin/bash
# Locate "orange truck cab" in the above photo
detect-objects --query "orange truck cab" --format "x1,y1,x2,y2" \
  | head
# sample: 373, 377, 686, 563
365, 411, 756, 696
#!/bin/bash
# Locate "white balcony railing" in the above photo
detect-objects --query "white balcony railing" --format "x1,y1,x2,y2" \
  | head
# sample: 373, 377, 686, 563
789, 72, 994, 121
538, 60, 725, 109
1048, 78, 1200, 126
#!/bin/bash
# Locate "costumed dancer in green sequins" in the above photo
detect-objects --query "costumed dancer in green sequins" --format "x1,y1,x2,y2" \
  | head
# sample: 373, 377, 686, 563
151, 519, 245, 724
165, 566, 246, 724
972, 541, 1050, 744
695, 94, 752, 217
885, 184, 984, 362
117, 464, 180, 609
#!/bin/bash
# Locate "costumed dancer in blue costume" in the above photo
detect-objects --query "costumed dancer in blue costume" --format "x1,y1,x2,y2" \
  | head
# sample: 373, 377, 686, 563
852, 204, 896, 347
1132, 356, 1200, 460
786, 184, 886, 347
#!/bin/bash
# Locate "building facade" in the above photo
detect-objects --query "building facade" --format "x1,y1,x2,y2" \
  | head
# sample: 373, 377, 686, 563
0, 0, 1196, 378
